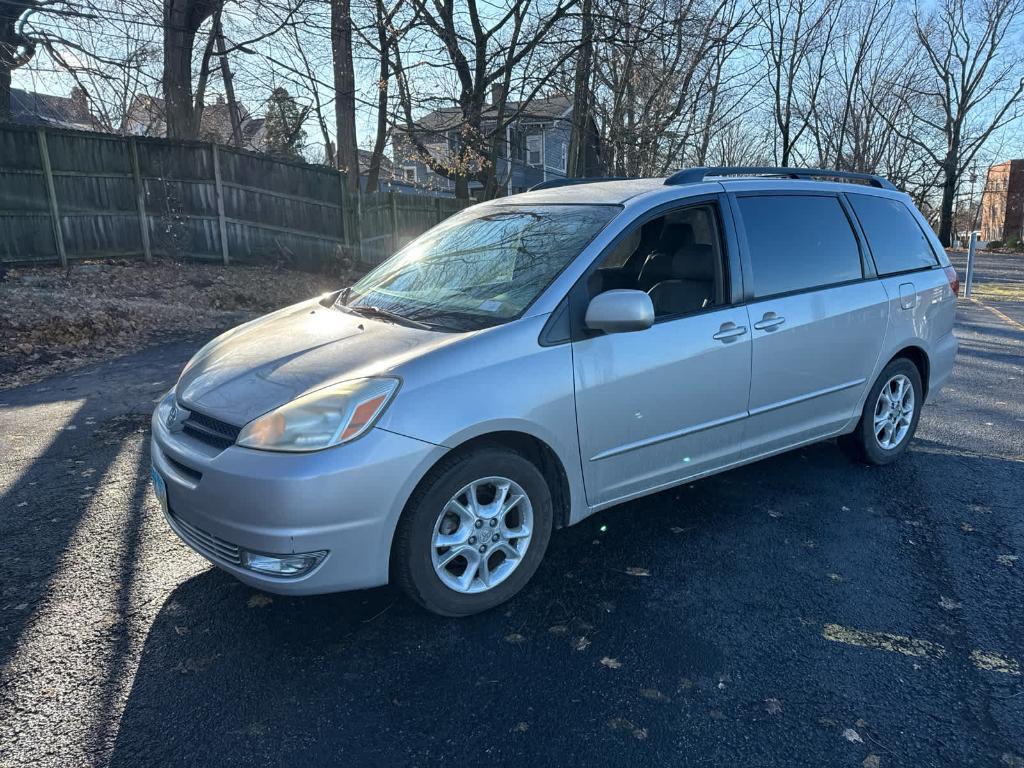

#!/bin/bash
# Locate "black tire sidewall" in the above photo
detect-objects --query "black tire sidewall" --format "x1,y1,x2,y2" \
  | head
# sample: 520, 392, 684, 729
857, 359, 923, 465
395, 447, 553, 617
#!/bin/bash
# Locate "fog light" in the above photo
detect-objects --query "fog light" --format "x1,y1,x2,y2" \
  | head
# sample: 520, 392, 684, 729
241, 550, 327, 577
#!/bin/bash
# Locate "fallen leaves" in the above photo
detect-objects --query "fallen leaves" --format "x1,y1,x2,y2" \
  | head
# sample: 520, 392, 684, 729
939, 596, 962, 611
574, 636, 591, 652
765, 698, 782, 715
599, 657, 622, 669
997, 554, 1018, 566
0, 259, 345, 390
842, 728, 864, 744
863, 754, 881, 768
247, 594, 273, 609
608, 717, 647, 740
624, 567, 650, 577
504, 633, 526, 644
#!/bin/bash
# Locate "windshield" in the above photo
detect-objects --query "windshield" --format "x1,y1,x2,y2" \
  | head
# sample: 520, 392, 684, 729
339, 204, 619, 331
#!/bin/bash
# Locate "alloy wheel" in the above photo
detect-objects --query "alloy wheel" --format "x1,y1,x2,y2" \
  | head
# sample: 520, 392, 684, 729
430, 476, 534, 594
873, 373, 915, 450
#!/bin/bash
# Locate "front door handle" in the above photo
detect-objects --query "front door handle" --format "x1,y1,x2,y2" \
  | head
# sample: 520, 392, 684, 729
753, 312, 786, 331
713, 322, 748, 342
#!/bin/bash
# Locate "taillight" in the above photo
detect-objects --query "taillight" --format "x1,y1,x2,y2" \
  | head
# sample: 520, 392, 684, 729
944, 266, 959, 298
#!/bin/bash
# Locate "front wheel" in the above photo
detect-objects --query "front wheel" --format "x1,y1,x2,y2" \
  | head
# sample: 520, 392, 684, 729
842, 358, 923, 465
392, 445, 553, 616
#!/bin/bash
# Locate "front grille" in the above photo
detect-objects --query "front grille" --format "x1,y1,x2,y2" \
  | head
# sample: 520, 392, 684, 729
182, 409, 241, 451
166, 455, 202, 484
170, 509, 242, 566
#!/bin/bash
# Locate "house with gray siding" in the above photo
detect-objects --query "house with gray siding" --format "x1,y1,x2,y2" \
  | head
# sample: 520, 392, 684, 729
393, 94, 601, 196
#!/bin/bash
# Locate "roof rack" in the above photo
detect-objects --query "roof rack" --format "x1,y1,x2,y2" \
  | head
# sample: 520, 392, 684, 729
528, 176, 634, 192
664, 166, 897, 190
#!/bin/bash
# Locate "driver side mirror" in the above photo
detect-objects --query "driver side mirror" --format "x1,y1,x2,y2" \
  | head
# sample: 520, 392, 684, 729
584, 289, 654, 334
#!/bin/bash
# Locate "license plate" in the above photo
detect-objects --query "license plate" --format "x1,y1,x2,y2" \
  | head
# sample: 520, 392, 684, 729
150, 466, 168, 514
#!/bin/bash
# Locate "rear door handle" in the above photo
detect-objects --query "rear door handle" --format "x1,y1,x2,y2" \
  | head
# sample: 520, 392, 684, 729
713, 323, 748, 342
753, 313, 786, 331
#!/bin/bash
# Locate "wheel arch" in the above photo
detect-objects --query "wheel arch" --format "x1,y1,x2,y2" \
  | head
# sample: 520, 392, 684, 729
888, 344, 930, 399
444, 431, 574, 530
398, 429, 576, 534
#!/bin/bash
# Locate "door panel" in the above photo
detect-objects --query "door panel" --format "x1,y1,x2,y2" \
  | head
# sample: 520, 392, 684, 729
743, 281, 889, 454
572, 306, 752, 507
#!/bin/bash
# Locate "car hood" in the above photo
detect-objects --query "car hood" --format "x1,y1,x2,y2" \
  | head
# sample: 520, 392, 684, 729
176, 298, 454, 426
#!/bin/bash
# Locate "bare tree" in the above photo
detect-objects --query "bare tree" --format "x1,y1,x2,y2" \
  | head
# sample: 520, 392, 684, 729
331, 0, 359, 187
752, 0, 843, 166
163, 0, 221, 138
392, 0, 580, 199
589, 0, 749, 176
896, 0, 1024, 245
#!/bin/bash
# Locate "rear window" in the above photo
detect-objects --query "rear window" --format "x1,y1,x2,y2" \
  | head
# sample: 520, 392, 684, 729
848, 194, 939, 275
737, 195, 863, 297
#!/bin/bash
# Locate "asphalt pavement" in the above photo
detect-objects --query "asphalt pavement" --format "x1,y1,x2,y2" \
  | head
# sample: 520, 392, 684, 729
1, 253, 1022, 767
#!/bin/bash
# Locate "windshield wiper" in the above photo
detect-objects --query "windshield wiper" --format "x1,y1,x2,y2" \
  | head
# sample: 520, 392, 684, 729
345, 304, 434, 330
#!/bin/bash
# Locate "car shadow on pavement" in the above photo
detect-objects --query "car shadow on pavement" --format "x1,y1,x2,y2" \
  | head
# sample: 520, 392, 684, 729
105, 440, 1024, 767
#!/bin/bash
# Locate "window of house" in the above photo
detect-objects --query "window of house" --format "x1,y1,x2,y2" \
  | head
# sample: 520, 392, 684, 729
847, 194, 939, 275
526, 135, 543, 166
737, 195, 862, 298
402, 165, 417, 183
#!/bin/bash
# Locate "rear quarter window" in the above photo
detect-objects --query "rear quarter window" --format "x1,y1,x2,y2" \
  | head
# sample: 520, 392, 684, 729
848, 194, 939, 275
737, 194, 863, 298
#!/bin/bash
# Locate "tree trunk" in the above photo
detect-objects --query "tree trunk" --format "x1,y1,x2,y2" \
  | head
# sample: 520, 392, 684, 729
567, 0, 593, 177
938, 154, 958, 247
331, 0, 360, 192
364, 0, 390, 194
215, 15, 243, 147
163, 0, 221, 139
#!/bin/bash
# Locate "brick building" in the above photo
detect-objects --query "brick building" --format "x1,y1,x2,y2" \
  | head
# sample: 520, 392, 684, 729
980, 159, 1024, 243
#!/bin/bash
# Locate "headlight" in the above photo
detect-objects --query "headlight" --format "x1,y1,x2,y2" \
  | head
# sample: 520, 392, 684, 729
236, 377, 399, 452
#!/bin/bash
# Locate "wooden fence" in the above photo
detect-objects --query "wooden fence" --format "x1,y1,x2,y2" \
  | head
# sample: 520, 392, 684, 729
0, 125, 467, 271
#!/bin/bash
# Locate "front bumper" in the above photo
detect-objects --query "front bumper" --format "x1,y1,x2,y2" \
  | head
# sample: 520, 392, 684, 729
150, 403, 446, 595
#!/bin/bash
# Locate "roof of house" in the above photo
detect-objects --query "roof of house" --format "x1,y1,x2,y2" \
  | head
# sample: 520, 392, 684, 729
10, 88, 102, 131
358, 148, 394, 174
408, 94, 573, 134
123, 94, 263, 144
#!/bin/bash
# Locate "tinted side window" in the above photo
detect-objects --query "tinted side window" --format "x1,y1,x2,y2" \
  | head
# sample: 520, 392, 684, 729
848, 194, 939, 275
738, 195, 862, 298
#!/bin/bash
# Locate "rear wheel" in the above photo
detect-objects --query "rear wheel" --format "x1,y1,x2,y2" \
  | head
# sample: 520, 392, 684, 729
393, 445, 553, 616
842, 358, 923, 465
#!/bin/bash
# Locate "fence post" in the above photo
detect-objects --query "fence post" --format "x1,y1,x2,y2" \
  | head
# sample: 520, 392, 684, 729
354, 186, 364, 265
128, 136, 152, 263
389, 191, 399, 253
435, 196, 444, 224
211, 143, 230, 265
36, 128, 67, 268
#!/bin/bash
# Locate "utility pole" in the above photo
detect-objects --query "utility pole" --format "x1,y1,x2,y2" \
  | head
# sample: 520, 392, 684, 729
214, 14, 243, 148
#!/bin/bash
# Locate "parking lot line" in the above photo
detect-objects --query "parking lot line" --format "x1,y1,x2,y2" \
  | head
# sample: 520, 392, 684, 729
970, 297, 1024, 332
822, 623, 1022, 674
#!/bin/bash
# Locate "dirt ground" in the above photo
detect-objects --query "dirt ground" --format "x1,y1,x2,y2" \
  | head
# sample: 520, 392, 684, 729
0, 259, 361, 390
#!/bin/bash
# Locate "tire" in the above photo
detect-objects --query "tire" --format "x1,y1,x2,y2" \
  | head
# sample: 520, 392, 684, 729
392, 444, 553, 617
841, 358, 923, 466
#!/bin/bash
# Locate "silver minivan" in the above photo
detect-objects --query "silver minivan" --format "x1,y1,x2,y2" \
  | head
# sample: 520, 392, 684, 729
151, 167, 959, 616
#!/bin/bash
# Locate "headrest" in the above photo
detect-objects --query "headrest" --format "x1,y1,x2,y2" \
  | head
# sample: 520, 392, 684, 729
661, 221, 695, 249
672, 244, 716, 281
